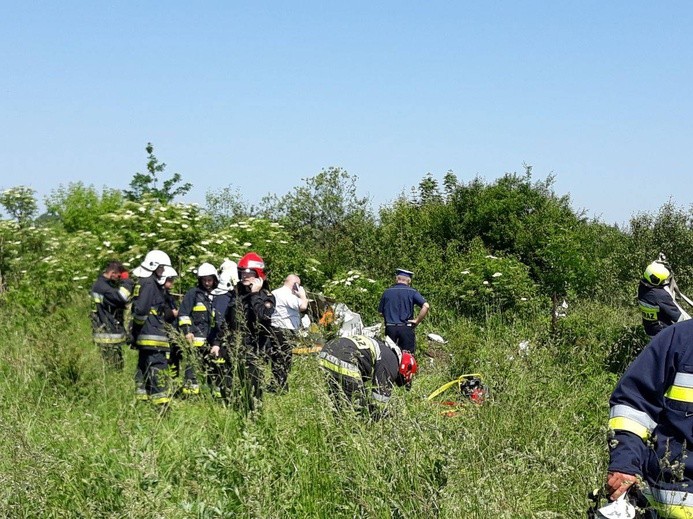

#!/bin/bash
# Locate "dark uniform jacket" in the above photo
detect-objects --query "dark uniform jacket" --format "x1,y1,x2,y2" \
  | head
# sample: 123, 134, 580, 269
90, 275, 134, 343
638, 281, 686, 337
378, 283, 426, 325
223, 284, 275, 352
318, 335, 401, 405
178, 286, 218, 347
609, 320, 693, 516
132, 275, 171, 350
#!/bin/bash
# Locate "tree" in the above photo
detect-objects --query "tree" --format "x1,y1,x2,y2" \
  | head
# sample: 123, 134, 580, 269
0, 186, 38, 227
260, 167, 376, 277
44, 182, 123, 233
205, 185, 254, 230
123, 143, 192, 204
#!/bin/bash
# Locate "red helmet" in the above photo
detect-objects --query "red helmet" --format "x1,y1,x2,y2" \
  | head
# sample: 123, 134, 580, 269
237, 252, 266, 280
399, 351, 418, 384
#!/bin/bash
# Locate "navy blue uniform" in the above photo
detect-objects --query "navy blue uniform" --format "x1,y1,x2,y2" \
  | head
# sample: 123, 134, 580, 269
318, 335, 402, 418
178, 286, 225, 396
378, 283, 426, 353
90, 275, 134, 369
222, 284, 275, 411
608, 320, 693, 516
638, 281, 688, 337
131, 276, 172, 405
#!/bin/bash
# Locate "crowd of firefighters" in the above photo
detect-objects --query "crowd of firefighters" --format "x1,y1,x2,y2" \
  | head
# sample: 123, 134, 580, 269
90, 250, 425, 417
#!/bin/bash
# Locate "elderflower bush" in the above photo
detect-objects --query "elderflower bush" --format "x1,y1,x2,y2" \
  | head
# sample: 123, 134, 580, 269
322, 270, 386, 325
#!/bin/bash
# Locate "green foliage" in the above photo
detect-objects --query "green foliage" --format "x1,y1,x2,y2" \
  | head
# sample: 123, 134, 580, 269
418, 238, 540, 319
44, 182, 124, 234
204, 184, 254, 230
322, 269, 387, 325
123, 143, 192, 204
0, 186, 38, 226
0, 296, 618, 518
627, 202, 693, 289
260, 167, 377, 277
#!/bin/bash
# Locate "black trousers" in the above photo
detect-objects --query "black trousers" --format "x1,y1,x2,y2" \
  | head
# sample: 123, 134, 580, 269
385, 324, 416, 353
270, 328, 295, 390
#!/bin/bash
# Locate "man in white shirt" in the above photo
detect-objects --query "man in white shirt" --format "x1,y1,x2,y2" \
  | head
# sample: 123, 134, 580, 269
269, 274, 308, 392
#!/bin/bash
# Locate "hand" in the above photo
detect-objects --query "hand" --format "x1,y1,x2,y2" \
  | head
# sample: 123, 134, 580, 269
606, 471, 638, 501
210, 345, 220, 357
296, 286, 306, 298
407, 319, 418, 327
250, 278, 263, 293
172, 309, 178, 318
185, 332, 194, 344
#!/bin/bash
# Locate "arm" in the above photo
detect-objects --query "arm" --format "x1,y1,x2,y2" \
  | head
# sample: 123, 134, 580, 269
410, 302, 429, 326
296, 285, 309, 312
177, 290, 195, 341
606, 327, 677, 500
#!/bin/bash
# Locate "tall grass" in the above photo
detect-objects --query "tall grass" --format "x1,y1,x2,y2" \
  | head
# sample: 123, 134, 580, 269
0, 299, 628, 517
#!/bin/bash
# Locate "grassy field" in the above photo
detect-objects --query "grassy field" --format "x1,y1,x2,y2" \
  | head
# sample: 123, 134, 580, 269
0, 299, 629, 518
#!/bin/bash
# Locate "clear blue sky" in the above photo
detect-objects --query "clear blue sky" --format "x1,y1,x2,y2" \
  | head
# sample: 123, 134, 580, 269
1, 1, 692, 226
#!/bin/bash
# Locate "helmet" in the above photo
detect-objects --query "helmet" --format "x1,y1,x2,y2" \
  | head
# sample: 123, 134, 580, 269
237, 252, 266, 280
196, 262, 219, 279
219, 259, 239, 285
156, 266, 178, 285
399, 351, 418, 384
643, 261, 670, 286
133, 250, 171, 277
212, 269, 235, 295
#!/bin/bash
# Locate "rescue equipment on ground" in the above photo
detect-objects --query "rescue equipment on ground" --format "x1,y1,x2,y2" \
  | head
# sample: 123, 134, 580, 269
427, 373, 489, 416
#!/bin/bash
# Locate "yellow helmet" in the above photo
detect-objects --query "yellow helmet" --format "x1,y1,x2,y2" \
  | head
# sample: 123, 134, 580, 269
643, 261, 670, 286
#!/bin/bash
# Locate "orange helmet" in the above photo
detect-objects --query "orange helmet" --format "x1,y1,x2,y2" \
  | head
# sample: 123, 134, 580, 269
237, 252, 266, 280
399, 351, 418, 384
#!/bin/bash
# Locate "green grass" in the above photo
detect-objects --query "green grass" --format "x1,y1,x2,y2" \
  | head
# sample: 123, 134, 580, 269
0, 300, 625, 518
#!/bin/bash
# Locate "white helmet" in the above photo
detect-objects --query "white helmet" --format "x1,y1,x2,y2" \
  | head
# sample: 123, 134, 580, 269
133, 250, 171, 278
196, 262, 219, 279
212, 268, 235, 295
156, 266, 178, 285
219, 259, 239, 285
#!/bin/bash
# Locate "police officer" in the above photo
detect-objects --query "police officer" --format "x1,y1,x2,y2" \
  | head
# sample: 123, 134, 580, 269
318, 334, 417, 419
605, 320, 693, 517
638, 260, 690, 338
90, 260, 134, 369
378, 268, 429, 354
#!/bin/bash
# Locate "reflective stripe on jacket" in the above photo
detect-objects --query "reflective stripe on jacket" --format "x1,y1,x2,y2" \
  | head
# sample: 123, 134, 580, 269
608, 320, 693, 517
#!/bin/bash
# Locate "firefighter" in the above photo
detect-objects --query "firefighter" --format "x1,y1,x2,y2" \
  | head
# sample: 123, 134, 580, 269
318, 334, 418, 419
378, 268, 429, 354
178, 262, 226, 398
212, 259, 238, 319
90, 260, 134, 370
131, 249, 175, 406
638, 260, 690, 338
222, 252, 275, 412
605, 320, 693, 517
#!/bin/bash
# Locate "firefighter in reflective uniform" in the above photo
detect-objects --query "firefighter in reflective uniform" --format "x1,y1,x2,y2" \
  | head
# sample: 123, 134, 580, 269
318, 335, 418, 418
638, 261, 690, 338
131, 250, 175, 405
606, 320, 693, 517
178, 262, 226, 398
222, 252, 275, 412
90, 260, 134, 369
